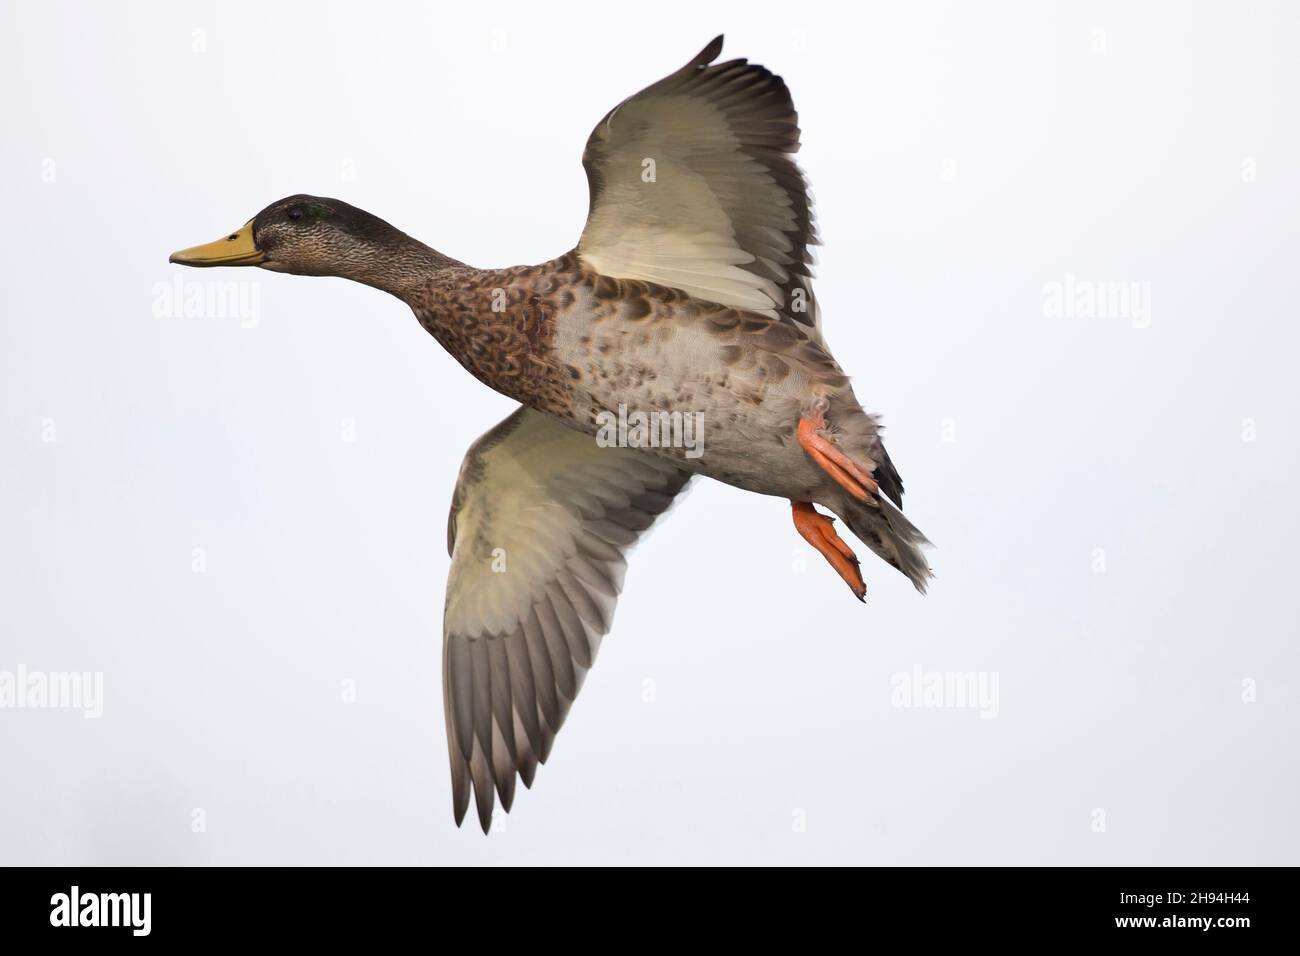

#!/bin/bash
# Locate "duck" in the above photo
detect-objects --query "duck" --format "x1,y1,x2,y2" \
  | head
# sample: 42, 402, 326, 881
170, 35, 932, 833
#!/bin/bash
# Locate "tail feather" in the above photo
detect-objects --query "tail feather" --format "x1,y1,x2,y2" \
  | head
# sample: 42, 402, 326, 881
840, 498, 932, 593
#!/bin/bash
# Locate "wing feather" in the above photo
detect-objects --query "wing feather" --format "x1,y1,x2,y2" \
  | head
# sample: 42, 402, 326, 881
578, 35, 823, 340
442, 408, 690, 831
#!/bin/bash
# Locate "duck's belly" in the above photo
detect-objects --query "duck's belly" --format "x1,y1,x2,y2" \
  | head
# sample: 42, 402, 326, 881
553, 296, 846, 500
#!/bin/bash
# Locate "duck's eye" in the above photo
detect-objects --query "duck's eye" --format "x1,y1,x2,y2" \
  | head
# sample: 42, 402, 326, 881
287, 207, 304, 221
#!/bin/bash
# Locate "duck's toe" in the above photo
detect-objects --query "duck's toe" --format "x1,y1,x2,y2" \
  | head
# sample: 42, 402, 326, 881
791, 500, 866, 601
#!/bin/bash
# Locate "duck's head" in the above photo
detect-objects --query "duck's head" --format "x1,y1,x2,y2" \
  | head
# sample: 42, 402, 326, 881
170, 195, 442, 296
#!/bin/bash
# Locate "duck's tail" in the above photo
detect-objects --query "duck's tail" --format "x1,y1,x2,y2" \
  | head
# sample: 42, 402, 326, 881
838, 497, 933, 593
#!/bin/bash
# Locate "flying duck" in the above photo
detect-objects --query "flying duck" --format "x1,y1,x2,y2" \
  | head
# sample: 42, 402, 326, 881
170, 36, 932, 832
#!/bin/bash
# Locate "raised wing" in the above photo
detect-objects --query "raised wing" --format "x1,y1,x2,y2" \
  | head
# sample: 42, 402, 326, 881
443, 408, 690, 831
578, 35, 822, 340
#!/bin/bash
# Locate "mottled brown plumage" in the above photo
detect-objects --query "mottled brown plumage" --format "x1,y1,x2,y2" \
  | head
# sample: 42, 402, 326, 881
412, 256, 577, 418
407, 256, 850, 433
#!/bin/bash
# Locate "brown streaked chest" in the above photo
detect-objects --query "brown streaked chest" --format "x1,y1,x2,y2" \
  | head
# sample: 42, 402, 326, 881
411, 256, 589, 418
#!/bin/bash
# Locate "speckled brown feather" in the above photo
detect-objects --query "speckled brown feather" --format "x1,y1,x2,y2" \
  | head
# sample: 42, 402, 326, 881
410, 255, 581, 419
411, 257, 846, 422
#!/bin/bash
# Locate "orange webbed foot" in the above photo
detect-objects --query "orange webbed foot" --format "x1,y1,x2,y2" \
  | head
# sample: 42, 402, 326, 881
796, 399, 879, 503
792, 500, 866, 601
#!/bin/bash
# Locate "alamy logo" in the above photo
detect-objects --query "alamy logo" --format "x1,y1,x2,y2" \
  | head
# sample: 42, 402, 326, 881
50, 886, 151, 936
1043, 275, 1151, 328
152, 276, 261, 328
0, 666, 102, 718
890, 665, 1000, 718
595, 403, 705, 459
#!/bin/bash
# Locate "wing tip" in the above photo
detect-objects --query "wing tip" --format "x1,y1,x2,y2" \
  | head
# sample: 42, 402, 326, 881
694, 35, 724, 67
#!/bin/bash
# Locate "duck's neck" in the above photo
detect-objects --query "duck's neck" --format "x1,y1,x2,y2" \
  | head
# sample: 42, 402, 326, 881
340, 231, 459, 302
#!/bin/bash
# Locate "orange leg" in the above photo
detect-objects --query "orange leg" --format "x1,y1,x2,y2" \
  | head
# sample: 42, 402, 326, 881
796, 399, 879, 502
792, 501, 866, 601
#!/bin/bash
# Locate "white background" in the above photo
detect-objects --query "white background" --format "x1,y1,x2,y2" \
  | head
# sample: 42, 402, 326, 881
2, 0, 1297, 864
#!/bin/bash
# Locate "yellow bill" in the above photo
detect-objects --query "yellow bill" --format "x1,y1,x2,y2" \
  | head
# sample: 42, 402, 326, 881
169, 221, 264, 267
